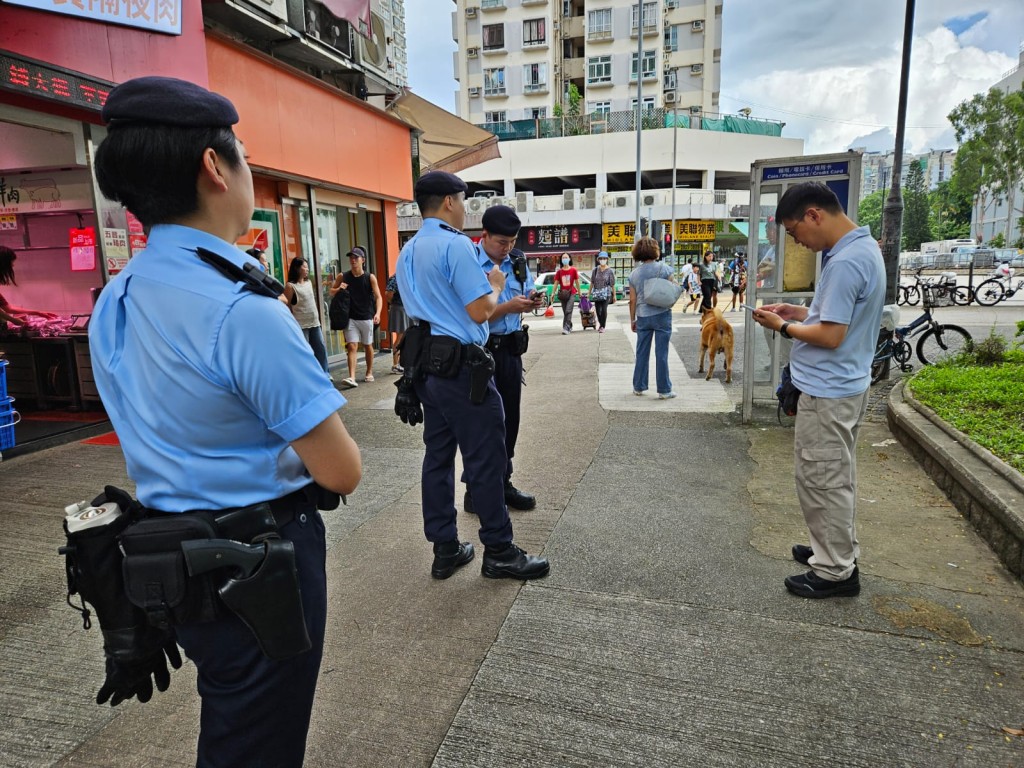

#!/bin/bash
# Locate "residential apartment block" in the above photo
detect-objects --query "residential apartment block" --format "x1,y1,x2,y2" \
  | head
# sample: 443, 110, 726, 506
857, 148, 957, 199
452, 0, 721, 125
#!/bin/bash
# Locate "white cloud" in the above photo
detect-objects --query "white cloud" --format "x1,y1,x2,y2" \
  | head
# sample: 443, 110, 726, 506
719, 0, 1024, 154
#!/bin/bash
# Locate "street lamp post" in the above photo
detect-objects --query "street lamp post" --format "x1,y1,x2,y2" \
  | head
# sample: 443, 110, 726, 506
881, 0, 916, 304
634, 1, 644, 241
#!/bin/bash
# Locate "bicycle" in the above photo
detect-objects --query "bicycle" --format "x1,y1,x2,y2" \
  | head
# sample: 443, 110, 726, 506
897, 267, 955, 307
871, 295, 973, 384
953, 270, 1023, 306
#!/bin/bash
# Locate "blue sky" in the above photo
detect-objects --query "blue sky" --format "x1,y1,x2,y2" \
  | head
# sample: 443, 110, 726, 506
405, 0, 1024, 154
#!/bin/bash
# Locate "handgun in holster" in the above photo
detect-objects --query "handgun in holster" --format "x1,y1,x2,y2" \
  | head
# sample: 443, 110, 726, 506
181, 538, 311, 660
464, 343, 496, 405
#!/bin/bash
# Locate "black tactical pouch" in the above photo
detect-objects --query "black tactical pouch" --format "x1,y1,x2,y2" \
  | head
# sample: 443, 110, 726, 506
120, 513, 223, 628
465, 343, 496, 405
511, 326, 530, 356
425, 335, 463, 378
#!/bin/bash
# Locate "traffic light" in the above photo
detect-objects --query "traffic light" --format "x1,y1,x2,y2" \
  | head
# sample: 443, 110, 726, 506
650, 220, 663, 242
639, 217, 649, 237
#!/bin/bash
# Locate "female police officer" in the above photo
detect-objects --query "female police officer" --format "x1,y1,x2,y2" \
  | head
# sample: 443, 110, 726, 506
396, 172, 548, 581
90, 76, 361, 767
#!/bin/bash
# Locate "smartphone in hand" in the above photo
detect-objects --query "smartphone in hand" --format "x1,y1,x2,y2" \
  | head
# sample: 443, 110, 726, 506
739, 303, 756, 312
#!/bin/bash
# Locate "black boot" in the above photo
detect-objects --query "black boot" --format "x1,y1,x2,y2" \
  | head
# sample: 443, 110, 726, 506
504, 479, 536, 511
482, 543, 549, 580
431, 540, 475, 579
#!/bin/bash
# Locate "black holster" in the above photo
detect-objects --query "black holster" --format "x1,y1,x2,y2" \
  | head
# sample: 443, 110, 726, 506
397, 321, 431, 382
511, 326, 529, 356
464, 343, 496, 405
424, 335, 463, 378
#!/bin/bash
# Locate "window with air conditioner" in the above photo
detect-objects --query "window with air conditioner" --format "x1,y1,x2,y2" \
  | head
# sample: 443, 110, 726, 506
523, 18, 546, 47
469, 87, 481, 97
482, 23, 504, 50
665, 0, 678, 8
484, 68, 506, 96
664, 24, 679, 51
664, 70, 677, 89
587, 55, 612, 84
467, 47, 479, 57
587, 8, 612, 40
690, 63, 703, 75
523, 62, 548, 93
691, 20, 704, 31
630, 50, 657, 82
664, 91, 677, 103
466, 7, 477, 18
630, 2, 658, 33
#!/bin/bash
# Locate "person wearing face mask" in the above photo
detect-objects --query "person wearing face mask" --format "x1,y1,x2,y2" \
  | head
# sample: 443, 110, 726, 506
553, 253, 580, 334
589, 251, 616, 333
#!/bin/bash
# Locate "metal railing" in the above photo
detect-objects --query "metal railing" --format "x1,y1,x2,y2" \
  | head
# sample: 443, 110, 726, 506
478, 108, 784, 142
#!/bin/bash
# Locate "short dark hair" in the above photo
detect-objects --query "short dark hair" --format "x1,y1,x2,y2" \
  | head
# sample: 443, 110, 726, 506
416, 192, 450, 217
775, 182, 843, 223
94, 124, 242, 228
287, 256, 306, 283
0, 245, 16, 286
632, 237, 660, 262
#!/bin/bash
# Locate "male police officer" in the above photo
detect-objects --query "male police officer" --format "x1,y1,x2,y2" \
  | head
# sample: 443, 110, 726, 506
396, 172, 549, 581
88, 77, 362, 766
463, 205, 537, 513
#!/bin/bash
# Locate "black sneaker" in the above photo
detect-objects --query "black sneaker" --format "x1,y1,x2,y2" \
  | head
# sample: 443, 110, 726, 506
482, 543, 550, 580
792, 544, 813, 565
431, 540, 475, 580
785, 567, 860, 599
504, 480, 536, 511
463, 491, 475, 515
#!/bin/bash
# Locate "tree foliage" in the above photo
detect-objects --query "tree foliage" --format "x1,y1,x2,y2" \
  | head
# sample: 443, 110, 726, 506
928, 179, 972, 241
948, 86, 1024, 242
902, 160, 932, 250
858, 189, 885, 239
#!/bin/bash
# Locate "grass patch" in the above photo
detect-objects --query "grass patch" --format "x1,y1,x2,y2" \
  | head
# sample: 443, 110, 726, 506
908, 349, 1024, 473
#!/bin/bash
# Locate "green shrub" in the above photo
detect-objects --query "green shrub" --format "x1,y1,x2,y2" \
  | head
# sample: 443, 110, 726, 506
971, 329, 1007, 366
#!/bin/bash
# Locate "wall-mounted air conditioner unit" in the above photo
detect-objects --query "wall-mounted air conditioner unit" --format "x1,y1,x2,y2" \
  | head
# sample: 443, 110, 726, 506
689, 105, 701, 114
563, 189, 581, 210
691, 20, 704, 31
466, 197, 486, 213
397, 202, 420, 217
515, 191, 533, 213
642, 194, 657, 206
690, 63, 703, 75
615, 196, 628, 208
469, 87, 481, 97
664, 90, 677, 103
583, 188, 597, 209
467, 47, 479, 57
466, 7, 477, 18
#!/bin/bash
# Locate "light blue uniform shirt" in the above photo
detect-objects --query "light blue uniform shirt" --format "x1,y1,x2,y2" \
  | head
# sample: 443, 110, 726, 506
477, 245, 533, 336
396, 218, 493, 344
790, 226, 886, 398
89, 224, 346, 512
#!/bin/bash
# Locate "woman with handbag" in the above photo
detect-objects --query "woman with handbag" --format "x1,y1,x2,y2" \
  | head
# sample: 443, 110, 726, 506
553, 253, 580, 335
589, 251, 616, 333
628, 237, 676, 399
699, 250, 719, 311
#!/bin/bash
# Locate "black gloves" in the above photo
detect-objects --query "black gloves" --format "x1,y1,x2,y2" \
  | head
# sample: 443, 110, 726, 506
394, 378, 423, 426
96, 627, 183, 706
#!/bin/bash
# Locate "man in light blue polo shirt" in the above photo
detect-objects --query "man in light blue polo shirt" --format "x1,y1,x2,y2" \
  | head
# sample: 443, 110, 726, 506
89, 76, 361, 766
752, 182, 885, 599
396, 172, 549, 582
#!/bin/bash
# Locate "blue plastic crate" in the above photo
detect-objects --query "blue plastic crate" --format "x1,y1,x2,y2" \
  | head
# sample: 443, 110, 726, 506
0, 359, 7, 400
0, 396, 17, 451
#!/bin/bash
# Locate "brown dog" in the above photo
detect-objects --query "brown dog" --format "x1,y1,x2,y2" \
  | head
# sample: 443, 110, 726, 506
699, 307, 734, 383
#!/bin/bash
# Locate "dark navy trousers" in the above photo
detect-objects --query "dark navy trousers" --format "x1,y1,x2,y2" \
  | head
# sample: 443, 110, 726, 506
174, 498, 327, 768
416, 367, 513, 547
491, 345, 523, 480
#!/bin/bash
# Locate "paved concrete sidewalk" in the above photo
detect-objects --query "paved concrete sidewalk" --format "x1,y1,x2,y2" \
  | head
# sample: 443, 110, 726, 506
1, 302, 1022, 767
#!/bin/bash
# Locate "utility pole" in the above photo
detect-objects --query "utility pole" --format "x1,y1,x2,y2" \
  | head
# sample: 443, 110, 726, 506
670, 105, 678, 260
881, 0, 916, 304
634, 1, 644, 241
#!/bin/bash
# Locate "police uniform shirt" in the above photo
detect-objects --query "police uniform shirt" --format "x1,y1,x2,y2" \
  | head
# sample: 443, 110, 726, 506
89, 224, 346, 511
396, 218, 493, 345
476, 245, 533, 336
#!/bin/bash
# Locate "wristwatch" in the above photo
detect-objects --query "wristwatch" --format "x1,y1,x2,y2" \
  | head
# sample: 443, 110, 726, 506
779, 321, 793, 339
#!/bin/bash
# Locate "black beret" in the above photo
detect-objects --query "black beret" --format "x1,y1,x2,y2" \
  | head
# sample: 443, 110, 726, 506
102, 76, 239, 128
481, 205, 521, 237
415, 171, 468, 197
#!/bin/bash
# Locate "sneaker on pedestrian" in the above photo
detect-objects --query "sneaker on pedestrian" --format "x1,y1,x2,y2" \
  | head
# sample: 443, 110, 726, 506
481, 543, 549, 580
341, 377, 358, 389
391, 365, 404, 375
633, 390, 645, 396
785, 567, 860, 599
598, 327, 605, 334
658, 392, 677, 400
792, 544, 813, 565
562, 329, 570, 335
